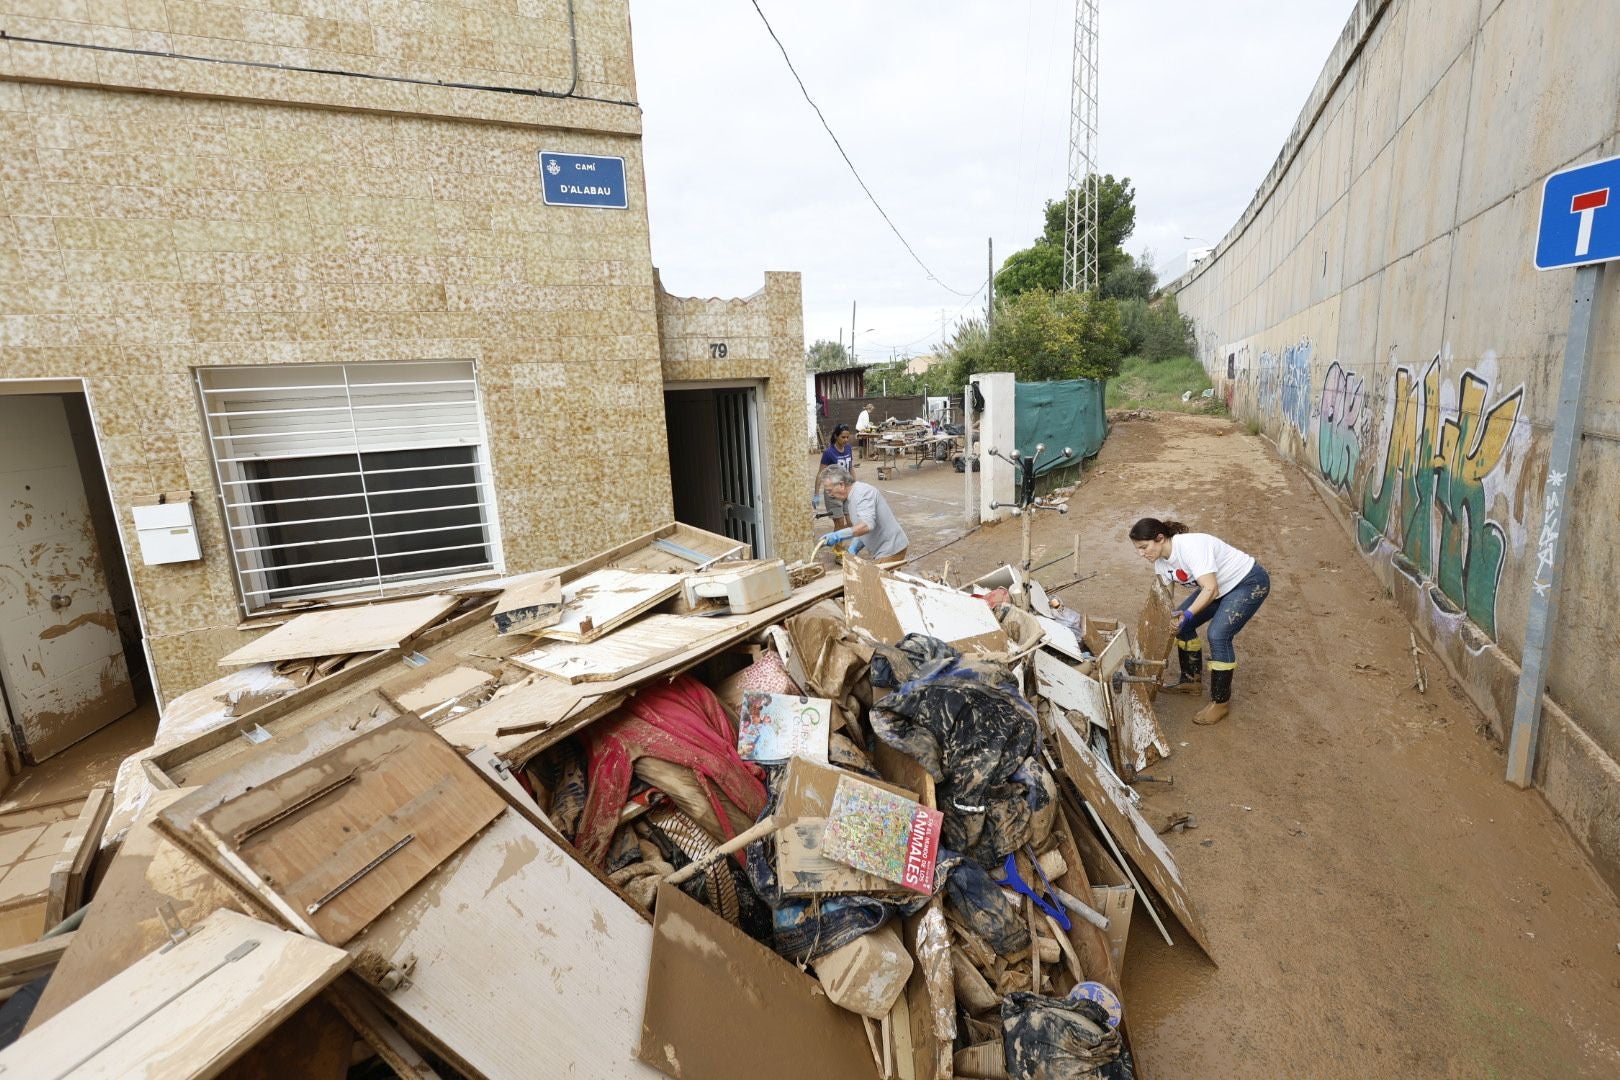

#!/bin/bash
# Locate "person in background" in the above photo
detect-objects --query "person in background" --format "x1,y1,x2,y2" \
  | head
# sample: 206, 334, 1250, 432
819, 466, 909, 562
816, 424, 857, 528
856, 403, 876, 431
1127, 517, 1270, 726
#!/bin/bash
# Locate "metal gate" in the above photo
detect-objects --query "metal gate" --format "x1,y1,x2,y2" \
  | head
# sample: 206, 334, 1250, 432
715, 388, 766, 556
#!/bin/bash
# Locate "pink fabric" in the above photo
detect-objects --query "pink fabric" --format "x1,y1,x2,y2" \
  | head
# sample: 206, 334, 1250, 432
577, 675, 768, 866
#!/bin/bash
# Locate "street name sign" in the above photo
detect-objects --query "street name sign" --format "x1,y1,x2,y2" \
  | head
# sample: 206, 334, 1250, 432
539, 151, 628, 209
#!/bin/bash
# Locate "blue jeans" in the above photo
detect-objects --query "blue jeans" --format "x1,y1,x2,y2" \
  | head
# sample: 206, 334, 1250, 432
1176, 563, 1270, 666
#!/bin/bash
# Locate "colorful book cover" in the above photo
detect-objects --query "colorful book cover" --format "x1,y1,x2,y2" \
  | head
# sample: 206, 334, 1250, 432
821, 775, 943, 894
737, 692, 831, 764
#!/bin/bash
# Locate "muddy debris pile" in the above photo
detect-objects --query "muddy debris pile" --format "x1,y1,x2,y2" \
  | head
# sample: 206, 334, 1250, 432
0, 524, 1211, 1079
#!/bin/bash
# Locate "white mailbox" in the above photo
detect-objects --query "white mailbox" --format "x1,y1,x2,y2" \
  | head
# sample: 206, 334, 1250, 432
131, 493, 202, 565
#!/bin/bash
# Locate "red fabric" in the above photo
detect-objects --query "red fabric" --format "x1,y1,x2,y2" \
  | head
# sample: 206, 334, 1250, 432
577, 674, 768, 865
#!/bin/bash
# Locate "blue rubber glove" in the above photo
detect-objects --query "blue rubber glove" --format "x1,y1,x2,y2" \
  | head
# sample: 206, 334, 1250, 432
846, 535, 866, 555
1177, 607, 1197, 632
824, 528, 854, 544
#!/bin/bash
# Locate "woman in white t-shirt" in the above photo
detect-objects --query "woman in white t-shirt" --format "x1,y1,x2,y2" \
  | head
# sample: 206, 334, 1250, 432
1128, 517, 1271, 726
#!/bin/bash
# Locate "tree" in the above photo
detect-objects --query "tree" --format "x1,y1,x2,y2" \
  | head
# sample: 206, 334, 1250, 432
943, 293, 1126, 387
1099, 250, 1156, 301
1119, 294, 1197, 361
995, 175, 1139, 299
805, 338, 849, 371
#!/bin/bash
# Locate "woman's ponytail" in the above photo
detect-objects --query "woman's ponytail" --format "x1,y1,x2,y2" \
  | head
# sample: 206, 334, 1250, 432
1128, 517, 1189, 541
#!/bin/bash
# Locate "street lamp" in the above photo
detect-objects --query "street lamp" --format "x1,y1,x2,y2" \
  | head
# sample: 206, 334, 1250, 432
850, 327, 877, 364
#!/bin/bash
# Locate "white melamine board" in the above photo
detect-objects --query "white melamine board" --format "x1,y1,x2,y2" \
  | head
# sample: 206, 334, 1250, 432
1036, 616, 1086, 660
1034, 650, 1110, 730
512, 614, 731, 683
538, 570, 685, 643
879, 578, 1007, 652
0, 908, 348, 1079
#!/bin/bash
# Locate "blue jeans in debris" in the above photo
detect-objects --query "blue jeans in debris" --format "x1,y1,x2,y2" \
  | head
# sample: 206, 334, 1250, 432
1176, 563, 1270, 668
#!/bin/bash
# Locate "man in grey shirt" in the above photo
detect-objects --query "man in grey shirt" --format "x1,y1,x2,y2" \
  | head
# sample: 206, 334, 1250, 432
818, 466, 909, 561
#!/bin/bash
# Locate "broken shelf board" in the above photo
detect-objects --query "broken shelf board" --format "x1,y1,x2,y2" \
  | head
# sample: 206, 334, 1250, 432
1034, 650, 1110, 731
511, 614, 734, 684
217, 594, 460, 667
843, 558, 1007, 653
26, 787, 258, 1032
490, 573, 563, 636
1049, 711, 1212, 958
639, 882, 878, 1080
193, 713, 506, 945
0, 908, 348, 1080
348, 809, 664, 1080
378, 664, 497, 715
1111, 679, 1171, 778
537, 569, 685, 643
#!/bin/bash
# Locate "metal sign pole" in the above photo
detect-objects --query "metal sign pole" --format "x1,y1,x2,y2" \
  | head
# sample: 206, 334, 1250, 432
1505, 262, 1604, 787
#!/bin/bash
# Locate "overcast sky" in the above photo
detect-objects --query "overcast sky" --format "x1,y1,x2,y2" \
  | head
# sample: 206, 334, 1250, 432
630, 1, 1350, 361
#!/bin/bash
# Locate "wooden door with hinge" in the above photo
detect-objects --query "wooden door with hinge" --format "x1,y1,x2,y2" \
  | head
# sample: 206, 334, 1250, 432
0, 396, 134, 763
715, 387, 767, 557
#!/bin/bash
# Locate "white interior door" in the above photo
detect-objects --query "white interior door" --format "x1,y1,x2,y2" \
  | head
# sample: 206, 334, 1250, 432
0, 396, 134, 763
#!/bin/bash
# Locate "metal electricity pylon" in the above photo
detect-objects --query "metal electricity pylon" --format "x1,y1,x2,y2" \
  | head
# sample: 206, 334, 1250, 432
1062, 0, 1100, 294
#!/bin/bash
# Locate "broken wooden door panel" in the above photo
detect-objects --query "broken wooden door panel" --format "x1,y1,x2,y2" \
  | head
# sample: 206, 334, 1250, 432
346, 810, 664, 1080
195, 713, 505, 945
1049, 711, 1213, 958
640, 883, 878, 1080
0, 395, 134, 763
0, 908, 349, 1079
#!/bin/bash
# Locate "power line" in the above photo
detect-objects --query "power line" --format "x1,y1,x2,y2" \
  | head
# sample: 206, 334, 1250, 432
747, 1, 977, 298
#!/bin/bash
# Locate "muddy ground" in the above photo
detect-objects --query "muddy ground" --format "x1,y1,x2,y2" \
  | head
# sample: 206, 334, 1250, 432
835, 413, 1620, 1078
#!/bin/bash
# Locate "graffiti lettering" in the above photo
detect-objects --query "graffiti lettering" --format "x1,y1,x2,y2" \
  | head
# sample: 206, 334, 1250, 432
1532, 469, 1565, 597
1317, 360, 1364, 491
1357, 354, 1524, 636
1257, 339, 1312, 436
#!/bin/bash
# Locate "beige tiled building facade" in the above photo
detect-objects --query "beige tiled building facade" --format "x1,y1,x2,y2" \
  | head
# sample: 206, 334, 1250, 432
0, 1, 811, 737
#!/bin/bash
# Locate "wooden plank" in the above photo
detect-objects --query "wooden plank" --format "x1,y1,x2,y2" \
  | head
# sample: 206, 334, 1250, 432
44, 783, 112, 926
0, 930, 72, 987
195, 714, 506, 946
217, 595, 459, 667
1111, 680, 1171, 778
842, 557, 906, 644
491, 573, 562, 636
880, 577, 1007, 654
511, 614, 733, 684
638, 882, 878, 1080
378, 665, 497, 715
0, 909, 348, 1079
26, 788, 258, 1031
1049, 711, 1213, 958
537, 569, 685, 643
347, 810, 664, 1080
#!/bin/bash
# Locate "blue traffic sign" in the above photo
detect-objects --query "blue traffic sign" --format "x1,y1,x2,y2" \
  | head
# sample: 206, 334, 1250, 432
538, 151, 628, 209
1535, 153, 1620, 270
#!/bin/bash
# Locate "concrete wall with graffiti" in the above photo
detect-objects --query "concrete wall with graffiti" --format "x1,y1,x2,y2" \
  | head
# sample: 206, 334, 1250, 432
1171, 0, 1620, 889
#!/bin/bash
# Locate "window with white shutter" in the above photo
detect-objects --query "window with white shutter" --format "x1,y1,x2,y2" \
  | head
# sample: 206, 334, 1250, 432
197, 361, 502, 614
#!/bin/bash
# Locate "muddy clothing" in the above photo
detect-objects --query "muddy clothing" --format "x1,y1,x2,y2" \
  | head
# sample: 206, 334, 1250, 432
846, 480, 909, 559
1154, 532, 1255, 597
1001, 992, 1127, 1079
870, 642, 1055, 866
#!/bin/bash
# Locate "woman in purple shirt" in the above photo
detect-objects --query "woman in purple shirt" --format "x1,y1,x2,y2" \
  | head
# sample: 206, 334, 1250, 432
817, 425, 857, 527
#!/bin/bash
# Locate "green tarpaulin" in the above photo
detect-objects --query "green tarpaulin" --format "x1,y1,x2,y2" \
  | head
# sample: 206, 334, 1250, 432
1014, 378, 1108, 477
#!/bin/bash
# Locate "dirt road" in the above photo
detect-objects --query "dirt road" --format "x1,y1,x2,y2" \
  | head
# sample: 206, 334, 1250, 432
875, 413, 1620, 1077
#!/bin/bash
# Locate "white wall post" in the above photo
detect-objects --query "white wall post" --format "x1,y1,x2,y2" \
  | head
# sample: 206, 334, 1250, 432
974, 372, 1015, 522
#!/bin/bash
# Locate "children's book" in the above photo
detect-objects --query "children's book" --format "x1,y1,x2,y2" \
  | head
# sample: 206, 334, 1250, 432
821, 775, 943, 894
737, 692, 831, 764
